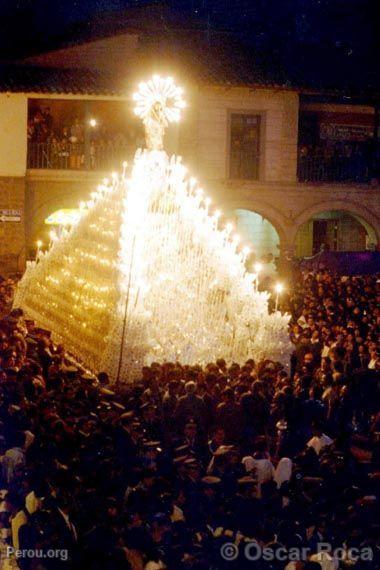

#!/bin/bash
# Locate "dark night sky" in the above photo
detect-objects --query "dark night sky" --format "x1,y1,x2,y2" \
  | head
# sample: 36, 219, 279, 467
0, 0, 378, 89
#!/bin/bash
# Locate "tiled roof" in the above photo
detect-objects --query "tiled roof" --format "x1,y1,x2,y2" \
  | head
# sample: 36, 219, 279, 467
0, 64, 121, 96
0, 31, 378, 97
132, 33, 291, 88
0, 33, 292, 96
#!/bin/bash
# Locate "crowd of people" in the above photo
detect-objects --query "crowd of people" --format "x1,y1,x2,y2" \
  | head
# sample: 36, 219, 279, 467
0, 271, 379, 569
27, 106, 141, 170
297, 142, 372, 183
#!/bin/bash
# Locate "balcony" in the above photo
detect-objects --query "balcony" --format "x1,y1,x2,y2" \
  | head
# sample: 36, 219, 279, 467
27, 141, 134, 171
297, 154, 372, 184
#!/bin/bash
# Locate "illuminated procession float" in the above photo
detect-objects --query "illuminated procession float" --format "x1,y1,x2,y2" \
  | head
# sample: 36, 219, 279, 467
14, 76, 292, 382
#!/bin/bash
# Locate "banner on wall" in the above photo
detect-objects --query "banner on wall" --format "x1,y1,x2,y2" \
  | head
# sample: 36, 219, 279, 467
320, 123, 373, 141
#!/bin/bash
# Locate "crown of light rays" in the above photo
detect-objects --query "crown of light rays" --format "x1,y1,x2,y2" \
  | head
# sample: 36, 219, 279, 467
133, 75, 186, 123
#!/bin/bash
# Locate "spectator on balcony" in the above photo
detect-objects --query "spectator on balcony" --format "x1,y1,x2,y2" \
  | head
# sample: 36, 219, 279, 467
27, 109, 143, 170
30, 106, 54, 143
113, 131, 128, 147
27, 118, 34, 141
48, 136, 61, 169
70, 117, 83, 142
90, 140, 96, 169
95, 137, 107, 169
43, 107, 53, 134
62, 126, 70, 144
69, 118, 84, 169
32, 110, 48, 143
56, 127, 71, 168
299, 144, 310, 158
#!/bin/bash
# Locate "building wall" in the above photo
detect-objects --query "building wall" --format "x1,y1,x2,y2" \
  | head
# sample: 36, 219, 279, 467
0, 89, 379, 275
178, 86, 200, 171
0, 94, 28, 273
0, 93, 28, 176
195, 87, 299, 183
0, 177, 26, 273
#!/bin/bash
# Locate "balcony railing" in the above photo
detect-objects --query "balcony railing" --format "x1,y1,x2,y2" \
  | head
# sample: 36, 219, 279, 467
27, 142, 134, 171
297, 155, 371, 183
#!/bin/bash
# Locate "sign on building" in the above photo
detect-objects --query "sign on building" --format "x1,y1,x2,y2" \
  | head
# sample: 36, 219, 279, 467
320, 123, 373, 141
0, 209, 22, 222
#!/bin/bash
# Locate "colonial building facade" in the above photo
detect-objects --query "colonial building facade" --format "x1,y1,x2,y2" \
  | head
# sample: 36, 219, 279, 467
0, 25, 379, 274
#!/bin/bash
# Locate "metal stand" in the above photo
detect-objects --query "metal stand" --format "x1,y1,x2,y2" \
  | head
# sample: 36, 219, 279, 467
115, 235, 136, 385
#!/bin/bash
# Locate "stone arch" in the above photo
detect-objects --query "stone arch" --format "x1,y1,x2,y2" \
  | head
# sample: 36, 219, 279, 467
292, 200, 380, 245
27, 191, 85, 248
224, 199, 290, 248
234, 209, 281, 261
349, 215, 378, 245
33, 192, 81, 222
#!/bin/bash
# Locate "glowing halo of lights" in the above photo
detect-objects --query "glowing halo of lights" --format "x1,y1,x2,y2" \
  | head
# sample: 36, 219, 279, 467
133, 75, 186, 124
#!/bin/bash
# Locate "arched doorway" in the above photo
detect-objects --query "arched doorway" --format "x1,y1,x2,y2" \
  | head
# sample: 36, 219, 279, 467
234, 209, 281, 271
295, 210, 378, 257
28, 207, 82, 259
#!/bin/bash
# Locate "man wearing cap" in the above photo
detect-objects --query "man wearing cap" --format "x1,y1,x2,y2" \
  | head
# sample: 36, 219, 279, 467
141, 440, 163, 471
115, 411, 140, 471
198, 475, 222, 526
230, 475, 261, 537
140, 402, 163, 441
174, 420, 207, 464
